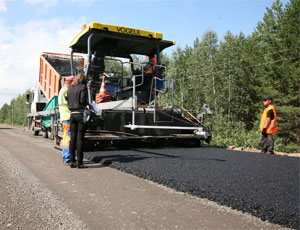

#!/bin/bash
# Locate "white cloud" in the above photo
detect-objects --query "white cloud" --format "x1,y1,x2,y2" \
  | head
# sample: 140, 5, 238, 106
0, 17, 85, 107
0, 0, 7, 11
65, 0, 95, 6
23, 0, 58, 10
24, 0, 95, 8
24, 0, 58, 5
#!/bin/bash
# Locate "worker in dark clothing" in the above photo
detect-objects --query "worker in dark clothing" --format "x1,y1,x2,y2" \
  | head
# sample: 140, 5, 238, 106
260, 95, 278, 154
67, 73, 89, 168
144, 55, 157, 75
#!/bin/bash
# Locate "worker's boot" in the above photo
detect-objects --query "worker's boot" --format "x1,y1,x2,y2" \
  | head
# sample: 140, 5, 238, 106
69, 162, 77, 168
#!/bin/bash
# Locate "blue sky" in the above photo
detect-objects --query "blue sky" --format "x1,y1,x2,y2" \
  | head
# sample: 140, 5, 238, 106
0, 0, 289, 107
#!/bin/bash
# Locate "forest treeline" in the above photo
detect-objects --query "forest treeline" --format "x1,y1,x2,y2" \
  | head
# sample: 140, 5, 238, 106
0, 92, 30, 127
163, 0, 299, 153
0, 0, 299, 152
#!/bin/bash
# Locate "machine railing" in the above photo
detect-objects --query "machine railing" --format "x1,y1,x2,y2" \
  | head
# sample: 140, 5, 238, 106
147, 65, 175, 123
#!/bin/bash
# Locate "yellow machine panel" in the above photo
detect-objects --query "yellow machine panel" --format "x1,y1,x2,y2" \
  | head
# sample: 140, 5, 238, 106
70, 22, 164, 48
69, 22, 175, 57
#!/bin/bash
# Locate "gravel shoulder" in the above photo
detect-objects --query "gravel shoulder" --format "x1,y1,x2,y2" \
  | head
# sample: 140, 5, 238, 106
0, 126, 289, 230
0, 144, 88, 230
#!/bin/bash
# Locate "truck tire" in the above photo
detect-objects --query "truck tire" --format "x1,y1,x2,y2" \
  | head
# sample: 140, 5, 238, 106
42, 131, 48, 138
48, 131, 54, 140
33, 130, 40, 136
54, 135, 61, 148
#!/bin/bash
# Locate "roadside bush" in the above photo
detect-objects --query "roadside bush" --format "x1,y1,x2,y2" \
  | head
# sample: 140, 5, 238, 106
209, 115, 260, 149
207, 113, 298, 153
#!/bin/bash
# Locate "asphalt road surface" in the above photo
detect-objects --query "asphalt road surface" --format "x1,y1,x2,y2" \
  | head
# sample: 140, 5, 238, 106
85, 146, 300, 229
0, 126, 298, 229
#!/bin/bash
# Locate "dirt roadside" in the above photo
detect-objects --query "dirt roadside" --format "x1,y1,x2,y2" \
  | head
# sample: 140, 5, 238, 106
227, 145, 300, 157
0, 126, 288, 230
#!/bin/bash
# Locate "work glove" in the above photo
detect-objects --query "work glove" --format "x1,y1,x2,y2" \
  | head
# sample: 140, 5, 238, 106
262, 128, 267, 136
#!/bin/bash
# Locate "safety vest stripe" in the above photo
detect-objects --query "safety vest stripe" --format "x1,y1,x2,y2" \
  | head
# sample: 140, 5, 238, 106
260, 125, 278, 129
260, 119, 276, 123
260, 126, 277, 130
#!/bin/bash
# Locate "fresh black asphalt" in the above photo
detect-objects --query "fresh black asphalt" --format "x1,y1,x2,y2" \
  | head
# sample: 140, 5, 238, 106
84, 147, 300, 229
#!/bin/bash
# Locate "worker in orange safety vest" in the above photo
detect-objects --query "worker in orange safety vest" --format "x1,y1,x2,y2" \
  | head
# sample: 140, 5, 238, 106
259, 95, 278, 154
144, 55, 157, 75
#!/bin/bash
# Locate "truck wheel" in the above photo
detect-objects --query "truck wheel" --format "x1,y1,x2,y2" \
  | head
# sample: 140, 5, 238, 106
54, 136, 61, 148
48, 131, 54, 140
42, 131, 48, 138
33, 130, 40, 136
